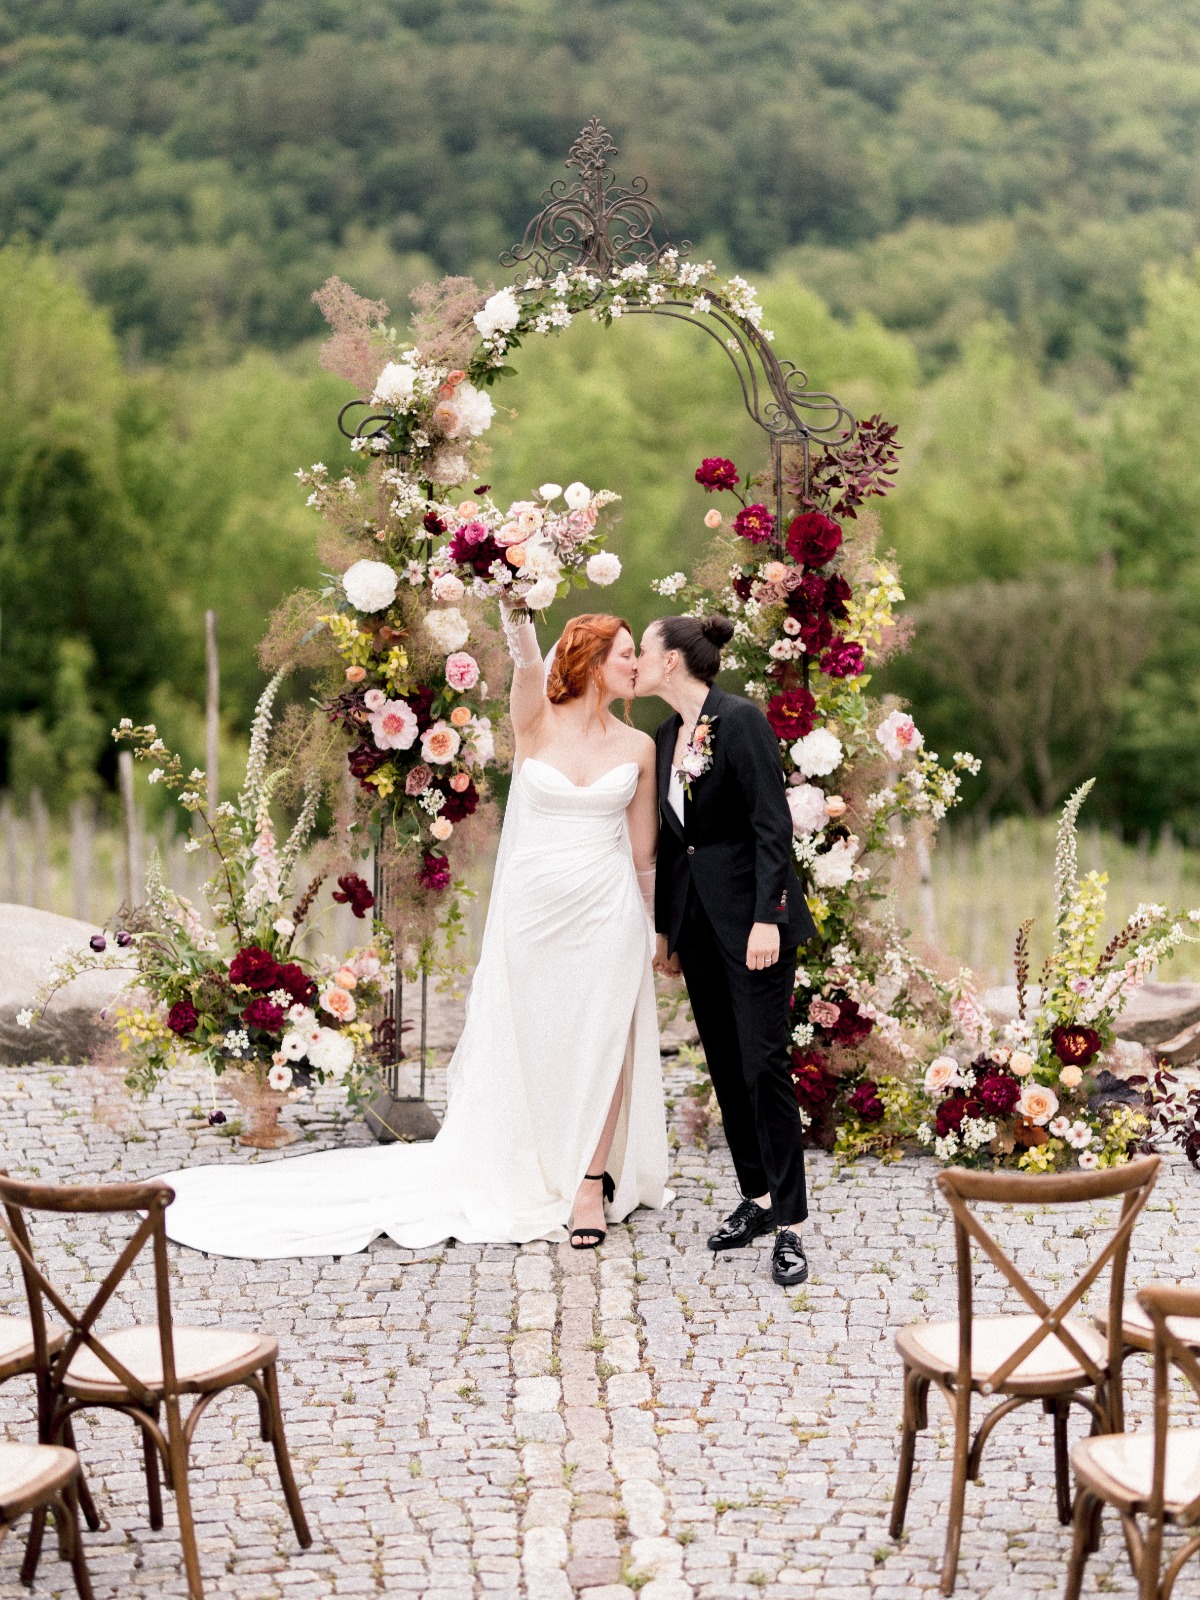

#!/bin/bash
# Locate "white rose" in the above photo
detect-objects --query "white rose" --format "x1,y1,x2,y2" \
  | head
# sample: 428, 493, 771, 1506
790, 728, 843, 777
539, 482, 563, 501
424, 608, 471, 653
522, 539, 561, 581
465, 715, 494, 766
876, 709, 924, 762
273, 917, 295, 939
586, 552, 621, 586
563, 480, 592, 511
342, 559, 398, 614
786, 783, 828, 835
371, 361, 416, 408
454, 381, 494, 437
811, 836, 858, 889
431, 572, 466, 603
473, 288, 521, 337
307, 1027, 355, 1081
524, 577, 559, 611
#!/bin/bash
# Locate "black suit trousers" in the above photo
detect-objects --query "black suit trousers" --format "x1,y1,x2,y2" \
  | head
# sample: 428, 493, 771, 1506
676, 889, 808, 1226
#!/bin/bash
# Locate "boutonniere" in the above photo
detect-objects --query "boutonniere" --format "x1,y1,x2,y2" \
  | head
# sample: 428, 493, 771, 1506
677, 714, 718, 799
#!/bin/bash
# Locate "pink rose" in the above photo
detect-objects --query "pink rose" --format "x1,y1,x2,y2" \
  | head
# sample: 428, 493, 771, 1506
421, 722, 461, 764
809, 998, 841, 1029
445, 652, 480, 691
370, 698, 418, 752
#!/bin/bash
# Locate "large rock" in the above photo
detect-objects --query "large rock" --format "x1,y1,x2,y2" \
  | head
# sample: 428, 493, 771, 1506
0, 904, 126, 1065
983, 981, 1200, 1067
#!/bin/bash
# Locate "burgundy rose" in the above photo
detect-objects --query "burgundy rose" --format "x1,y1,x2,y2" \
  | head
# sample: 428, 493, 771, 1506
347, 743, 388, 785
275, 962, 318, 1007
848, 1079, 885, 1123
695, 456, 740, 493
437, 777, 479, 823
820, 641, 865, 679
733, 503, 776, 545
229, 946, 280, 991
977, 1072, 1021, 1115
823, 573, 852, 619
786, 511, 843, 568
242, 996, 285, 1034
832, 998, 874, 1047
788, 572, 826, 615
799, 613, 834, 655
167, 999, 198, 1036
766, 688, 817, 741
731, 574, 754, 601
332, 873, 375, 919
418, 850, 452, 893
935, 1094, 971, 1137
423, 510, 446, 535
1052, 1025, 1102, 1068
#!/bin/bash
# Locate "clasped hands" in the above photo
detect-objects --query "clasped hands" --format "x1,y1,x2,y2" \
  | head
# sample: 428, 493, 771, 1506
654, 922, 780, 976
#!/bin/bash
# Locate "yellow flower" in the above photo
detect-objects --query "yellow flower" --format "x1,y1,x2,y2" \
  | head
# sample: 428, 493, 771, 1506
380, 646, 409, 688
366, 768, 395, 798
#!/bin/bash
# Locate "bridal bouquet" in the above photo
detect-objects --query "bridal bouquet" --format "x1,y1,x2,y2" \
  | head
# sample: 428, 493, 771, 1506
917, 780, 1200, 1171
20, 673, 390, 1105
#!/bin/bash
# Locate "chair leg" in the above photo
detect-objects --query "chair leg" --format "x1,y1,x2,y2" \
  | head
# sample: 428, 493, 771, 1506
1052, 1398, 1073, 1525
1065, 1488, 1097, 1600
61, 1419, 101, 1532
262, 1360, 311, 1549
890, 1366, 926, 1539
1140, 1513, 1164, 1600
164, 1397, 204, 1600
940, 1384, 972, 1597
20, 1504, 47, 1585
54, 1486, 95, 1600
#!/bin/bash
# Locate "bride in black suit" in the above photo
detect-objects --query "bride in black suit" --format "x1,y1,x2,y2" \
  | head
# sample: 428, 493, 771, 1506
635, 613, 815, 1287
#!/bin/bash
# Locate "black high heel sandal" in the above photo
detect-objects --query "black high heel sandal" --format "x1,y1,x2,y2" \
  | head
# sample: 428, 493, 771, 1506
570, 1171, 615, 1250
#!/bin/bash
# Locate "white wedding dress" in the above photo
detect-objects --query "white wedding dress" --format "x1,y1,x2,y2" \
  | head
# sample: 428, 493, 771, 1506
159, 757, 670, 1257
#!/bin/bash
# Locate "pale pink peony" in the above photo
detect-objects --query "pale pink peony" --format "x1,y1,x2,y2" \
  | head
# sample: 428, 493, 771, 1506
320, 984, 357, 1023
445, 651, 480, 691
370, 698, 419, 751
1017, 1082, 1058, 1126
876, 710, 924, 762
787, 783, 829, 835
350, 948, 382, 981
421, 721, 461, 764
924, 1056, 962, 1095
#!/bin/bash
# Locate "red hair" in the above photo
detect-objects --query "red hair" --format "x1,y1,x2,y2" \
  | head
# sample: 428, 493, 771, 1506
545, 613, 633, 709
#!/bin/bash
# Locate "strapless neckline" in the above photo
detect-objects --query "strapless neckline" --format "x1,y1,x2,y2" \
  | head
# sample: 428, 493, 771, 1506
520, 757, 639, 791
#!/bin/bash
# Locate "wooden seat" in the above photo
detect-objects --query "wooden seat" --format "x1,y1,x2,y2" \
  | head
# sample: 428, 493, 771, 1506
0, 1442, 91, 1599
0, 1170, 311, 1600
888, 1155, 1160, 1596
0, 1314, 63, 1382
1067, 1284, 1200, 1600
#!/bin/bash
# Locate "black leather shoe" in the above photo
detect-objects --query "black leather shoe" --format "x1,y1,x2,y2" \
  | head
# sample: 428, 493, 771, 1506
707, 1197, 776, 1252
771, 1228, 809, 1287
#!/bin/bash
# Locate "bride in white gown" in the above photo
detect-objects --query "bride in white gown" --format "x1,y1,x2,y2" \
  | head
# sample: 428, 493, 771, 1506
159, 607, 670, 1257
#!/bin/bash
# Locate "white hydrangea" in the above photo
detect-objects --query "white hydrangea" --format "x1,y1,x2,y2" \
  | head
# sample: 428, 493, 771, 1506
342, 559, 398, 614
454, 381, 494, 436
424, 607, 470, 653
586, 552, 621, 586
791, 728, 843, 777
473, 288, 521, 338
371, 361, 417, 408
524, 576, 559, 611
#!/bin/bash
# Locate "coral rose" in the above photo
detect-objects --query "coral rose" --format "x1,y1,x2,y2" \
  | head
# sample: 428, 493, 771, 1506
320, 984, 356, 1023
345, 665, 366, 683
1017, 1082, 1059, 1126
421, 722, 461, 764
449, 705, 472, 727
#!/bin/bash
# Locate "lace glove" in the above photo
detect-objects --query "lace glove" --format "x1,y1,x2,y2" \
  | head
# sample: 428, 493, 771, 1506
500, 596, 541, 670
636, 867, 656, 922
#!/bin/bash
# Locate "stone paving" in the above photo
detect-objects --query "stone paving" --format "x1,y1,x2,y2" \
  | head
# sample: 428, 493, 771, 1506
0, 1055, 1198, 1600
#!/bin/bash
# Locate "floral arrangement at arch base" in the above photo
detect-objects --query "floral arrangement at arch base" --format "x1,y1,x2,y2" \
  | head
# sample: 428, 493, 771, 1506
917, 779, 1200, 1171
20, 673, 391, 1117
657, 432, 978, 1164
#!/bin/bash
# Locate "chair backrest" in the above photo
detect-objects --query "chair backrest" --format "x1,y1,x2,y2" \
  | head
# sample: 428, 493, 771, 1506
1138, 1284, 1200, 1528
0, 1170, 179, 1409
935, 1156, 1160, 1396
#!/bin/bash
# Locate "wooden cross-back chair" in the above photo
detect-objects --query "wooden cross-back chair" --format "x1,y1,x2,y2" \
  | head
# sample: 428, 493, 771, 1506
0, 1442, 92, 1599
0, 1170, 311, 1600
889, 1154, 1160, 1595
1068, 1284, 1200, 1600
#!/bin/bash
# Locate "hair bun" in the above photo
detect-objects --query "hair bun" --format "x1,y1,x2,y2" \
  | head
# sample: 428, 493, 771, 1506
700, 614, 735, 647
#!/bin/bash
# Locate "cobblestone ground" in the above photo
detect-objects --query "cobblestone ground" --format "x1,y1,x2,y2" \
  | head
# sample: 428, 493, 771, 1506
0, 1057, 1197, 1600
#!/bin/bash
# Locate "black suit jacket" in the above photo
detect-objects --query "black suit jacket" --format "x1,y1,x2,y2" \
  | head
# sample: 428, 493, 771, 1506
654, 684, 816, 960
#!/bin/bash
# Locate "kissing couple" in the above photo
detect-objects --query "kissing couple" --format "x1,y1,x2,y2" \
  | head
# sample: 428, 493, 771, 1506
162, 605, 815, 1288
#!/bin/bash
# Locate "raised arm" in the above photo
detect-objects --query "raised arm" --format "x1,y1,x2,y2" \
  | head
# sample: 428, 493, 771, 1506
501, 599, 547, 747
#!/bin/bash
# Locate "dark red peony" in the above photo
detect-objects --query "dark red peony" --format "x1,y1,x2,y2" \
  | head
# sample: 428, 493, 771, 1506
437, 777, 479, 823
275, 962, 318, 1007
848, 1079, 885, 1122
167, 999, 198, 1036
977, 1071, 1021, 1115
229, 946, 280, 991
935, 1094, 983, 1138
332, 873, 375, 919
423, 510, 446, 535
731, 573, 754, 601
786, 511, 843, 568
790, 1049, 837, 1114
766, 688, 816, 741
820, 641, 865, 679
832, 998, 874, 1046
823, 573, 852, 619
695, 457, 740, 492
242, 997, 285, 1033
404, 685, 437, 732
418, 850, 452, 893
1051, 1025, 1102, 1068
788, 572, 826, 614
449, 523, 504, 577
733, 503, 776, 544
348, 743, 388, 785
798, 613, 834, 655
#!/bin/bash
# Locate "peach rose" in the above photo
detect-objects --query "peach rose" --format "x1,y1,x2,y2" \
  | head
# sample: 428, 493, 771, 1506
450, 772, 470, 792
704, 509, 723, 529
824, 795, 847, 819
421, 722, 461, 764
1059, 1064, 1083, 1090
924, 1056, 961, 1095
506, 543, 527, 567
446, 369, 466, 386
346, 665, 366, 683
1017, 1082, 1058, 1126
449, 705, 473, 727
457, 499, 479, 516
1009, 1051, 1035, 1077
334, 967, 358, 990
320, 984, 356, 1023
430, 816, 453, 841
763, 561, 788, 583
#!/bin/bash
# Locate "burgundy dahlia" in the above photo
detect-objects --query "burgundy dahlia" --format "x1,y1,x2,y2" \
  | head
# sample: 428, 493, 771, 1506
790, 1049, 837, 1115
275, 962, 317, 1007
977, 1072, 1021, 1115
848, 1079, 885, 1123
1051, 1025, 1102, 1068
405, 685, 437, 732
786, 511, 843, 568
733, 503, 776, 545
437, 778, 479, 823
695, 456, 740, 493
731, 573, 754, 601
819, 641, 865, 679
228, 946, 280, 991
332, 873, 375, 919
935, 1094, 983, 1138
167, 999, 198, 1036
242, 997, 285, 1034
418, 850, 452, 893
766, 688, 817, 741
